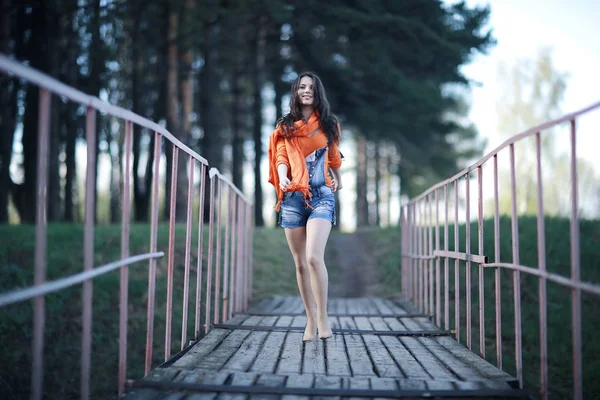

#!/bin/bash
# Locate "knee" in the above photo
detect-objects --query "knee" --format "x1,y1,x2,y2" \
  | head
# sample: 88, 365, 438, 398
307, 254, 322, 271
295, 261, 309, 275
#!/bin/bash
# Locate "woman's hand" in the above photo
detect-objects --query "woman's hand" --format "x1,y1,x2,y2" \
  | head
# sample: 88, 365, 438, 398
279, 176, 291, 191
330, 168, 342, 192
331, 177, 342, 192
277, 164, 290, 191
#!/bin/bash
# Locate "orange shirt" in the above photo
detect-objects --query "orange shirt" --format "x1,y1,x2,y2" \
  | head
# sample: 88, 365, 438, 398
275, 131, 342, 175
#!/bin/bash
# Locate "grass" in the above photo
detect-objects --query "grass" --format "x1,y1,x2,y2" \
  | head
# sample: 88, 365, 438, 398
1, 217, 599, 399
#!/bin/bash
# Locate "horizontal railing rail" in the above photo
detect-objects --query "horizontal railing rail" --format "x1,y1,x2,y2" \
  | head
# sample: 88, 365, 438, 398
401, 101, 600, 400
0, 53, 254, 400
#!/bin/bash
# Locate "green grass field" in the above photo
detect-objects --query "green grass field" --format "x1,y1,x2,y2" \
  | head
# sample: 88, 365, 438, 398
0, 217, 598, 399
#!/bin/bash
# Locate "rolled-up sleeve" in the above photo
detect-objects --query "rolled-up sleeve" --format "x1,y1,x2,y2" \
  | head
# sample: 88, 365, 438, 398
276, 136, 290, 169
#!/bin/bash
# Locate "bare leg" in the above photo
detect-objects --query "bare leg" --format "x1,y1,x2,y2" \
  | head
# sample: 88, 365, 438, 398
305, 218, 333, 339
284, 227, 318, 341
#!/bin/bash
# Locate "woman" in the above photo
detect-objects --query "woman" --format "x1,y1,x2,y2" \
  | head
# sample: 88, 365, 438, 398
268, 72, 343, 341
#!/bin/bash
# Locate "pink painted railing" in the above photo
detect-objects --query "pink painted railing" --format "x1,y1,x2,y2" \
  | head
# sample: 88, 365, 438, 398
401, 101, 600, 400
0, 54, 254, 399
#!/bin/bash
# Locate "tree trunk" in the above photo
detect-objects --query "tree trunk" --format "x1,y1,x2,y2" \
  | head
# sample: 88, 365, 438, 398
47, 6, 62, 222
231, 65, 244, 189
63, 2, 79, 222
374, 141, 381, 227
18, 1, 48, 224
355, 135, 368, 227
252, 17, 267, 227
199, 20, 222, 222
88, 0, 103, 223
175, 0, 195, 222
0, 0, 15, 223
107, 123, 120, 224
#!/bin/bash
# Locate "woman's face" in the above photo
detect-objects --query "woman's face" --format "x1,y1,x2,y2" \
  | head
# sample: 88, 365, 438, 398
297, 76, 314, 107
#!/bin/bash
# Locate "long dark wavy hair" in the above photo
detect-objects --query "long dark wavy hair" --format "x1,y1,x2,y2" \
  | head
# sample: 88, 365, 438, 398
276, 72, 340, 145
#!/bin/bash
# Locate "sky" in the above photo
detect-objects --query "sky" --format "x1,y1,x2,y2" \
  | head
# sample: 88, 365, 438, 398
457, 0, 600, 151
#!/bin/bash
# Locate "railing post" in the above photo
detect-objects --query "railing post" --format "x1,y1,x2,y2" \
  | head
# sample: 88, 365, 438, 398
205, 170, 216, 334
31, 88, 51, 400
165, 146, 179, 361
195, 164, 207, 338
477, 166, 485, 359
509, 143, 523, 387
493, 154, 502, 369
182, 156, 195, 350
535, 132, 548, 399
81, 106, 97, 400
145, 132, 162, 375
118, 120, 133, 397
569, 119, 582, 400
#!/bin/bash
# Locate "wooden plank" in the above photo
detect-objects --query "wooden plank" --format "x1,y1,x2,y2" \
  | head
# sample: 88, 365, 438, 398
396, 378, 427, 390
338, 317, 376, 376
172, 315, 249, 369
384, 318, 457, 381
302, 337, 326, 374
399, 315, 518, 384
191, 328, 252, 370
271, 296, 296, 313
362, 298, 380, 314
313, 376, 342, 400
368, 317, 430, 380
217, 371, 257, 400
251, 374, 287, 400
249, 315, 290, 374
370, 298, 400, 315
425, 380, 456, 391
399, 315, 492, 382
282, 374, 314, 400
122, 387, 161, 399
353, 317, 402, 378
246, 296, 278, 313
275, 317, 304, 374
345, 298, 361, 315
345, 376, 370, 400
221, 316, 277, 372
173, 370, 231, 400
369, 377, 398, 400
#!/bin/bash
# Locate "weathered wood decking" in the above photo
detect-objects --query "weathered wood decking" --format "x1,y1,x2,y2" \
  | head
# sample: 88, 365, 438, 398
125, 296, 527, 399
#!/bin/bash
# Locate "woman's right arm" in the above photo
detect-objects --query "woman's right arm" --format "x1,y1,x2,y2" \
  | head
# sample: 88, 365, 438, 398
276, 137, 291, 190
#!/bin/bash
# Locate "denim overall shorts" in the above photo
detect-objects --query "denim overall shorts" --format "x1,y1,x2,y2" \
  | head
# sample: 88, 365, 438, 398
279, 146, 336, 228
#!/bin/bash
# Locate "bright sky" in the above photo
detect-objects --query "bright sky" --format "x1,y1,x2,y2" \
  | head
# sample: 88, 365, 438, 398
456, 0, 600, 153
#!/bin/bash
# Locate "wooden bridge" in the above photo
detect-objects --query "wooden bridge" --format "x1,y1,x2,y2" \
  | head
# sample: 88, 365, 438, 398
124, 296, 526, 399
2, 55, 599, 400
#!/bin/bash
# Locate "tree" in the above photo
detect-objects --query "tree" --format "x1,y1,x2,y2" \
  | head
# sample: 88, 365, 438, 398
495, 47, 570, 216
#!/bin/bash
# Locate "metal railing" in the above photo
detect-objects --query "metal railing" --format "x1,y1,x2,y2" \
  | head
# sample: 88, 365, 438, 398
400, 100, 600, 399
0, 54, 254, 399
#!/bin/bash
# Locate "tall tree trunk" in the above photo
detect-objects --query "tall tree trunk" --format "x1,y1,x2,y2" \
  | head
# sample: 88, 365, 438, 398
231, 65, 244, 189
47, 6, 62, 222
382, 145, 392, 227
0, 0, 15, 223
175, 0, 195, 222
252, 17, 267, 227
18, 1, 48, 223
88, 0, 103, 223
108, 124, 120, 223
63, 0, 79, 222
199, 20, 222, 222
128, 6, 148, 222
355, 135, 368, 228
374, 141, 381, 227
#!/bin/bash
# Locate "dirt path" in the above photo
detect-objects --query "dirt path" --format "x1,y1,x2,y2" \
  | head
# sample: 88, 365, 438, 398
326, 231, 383, 297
